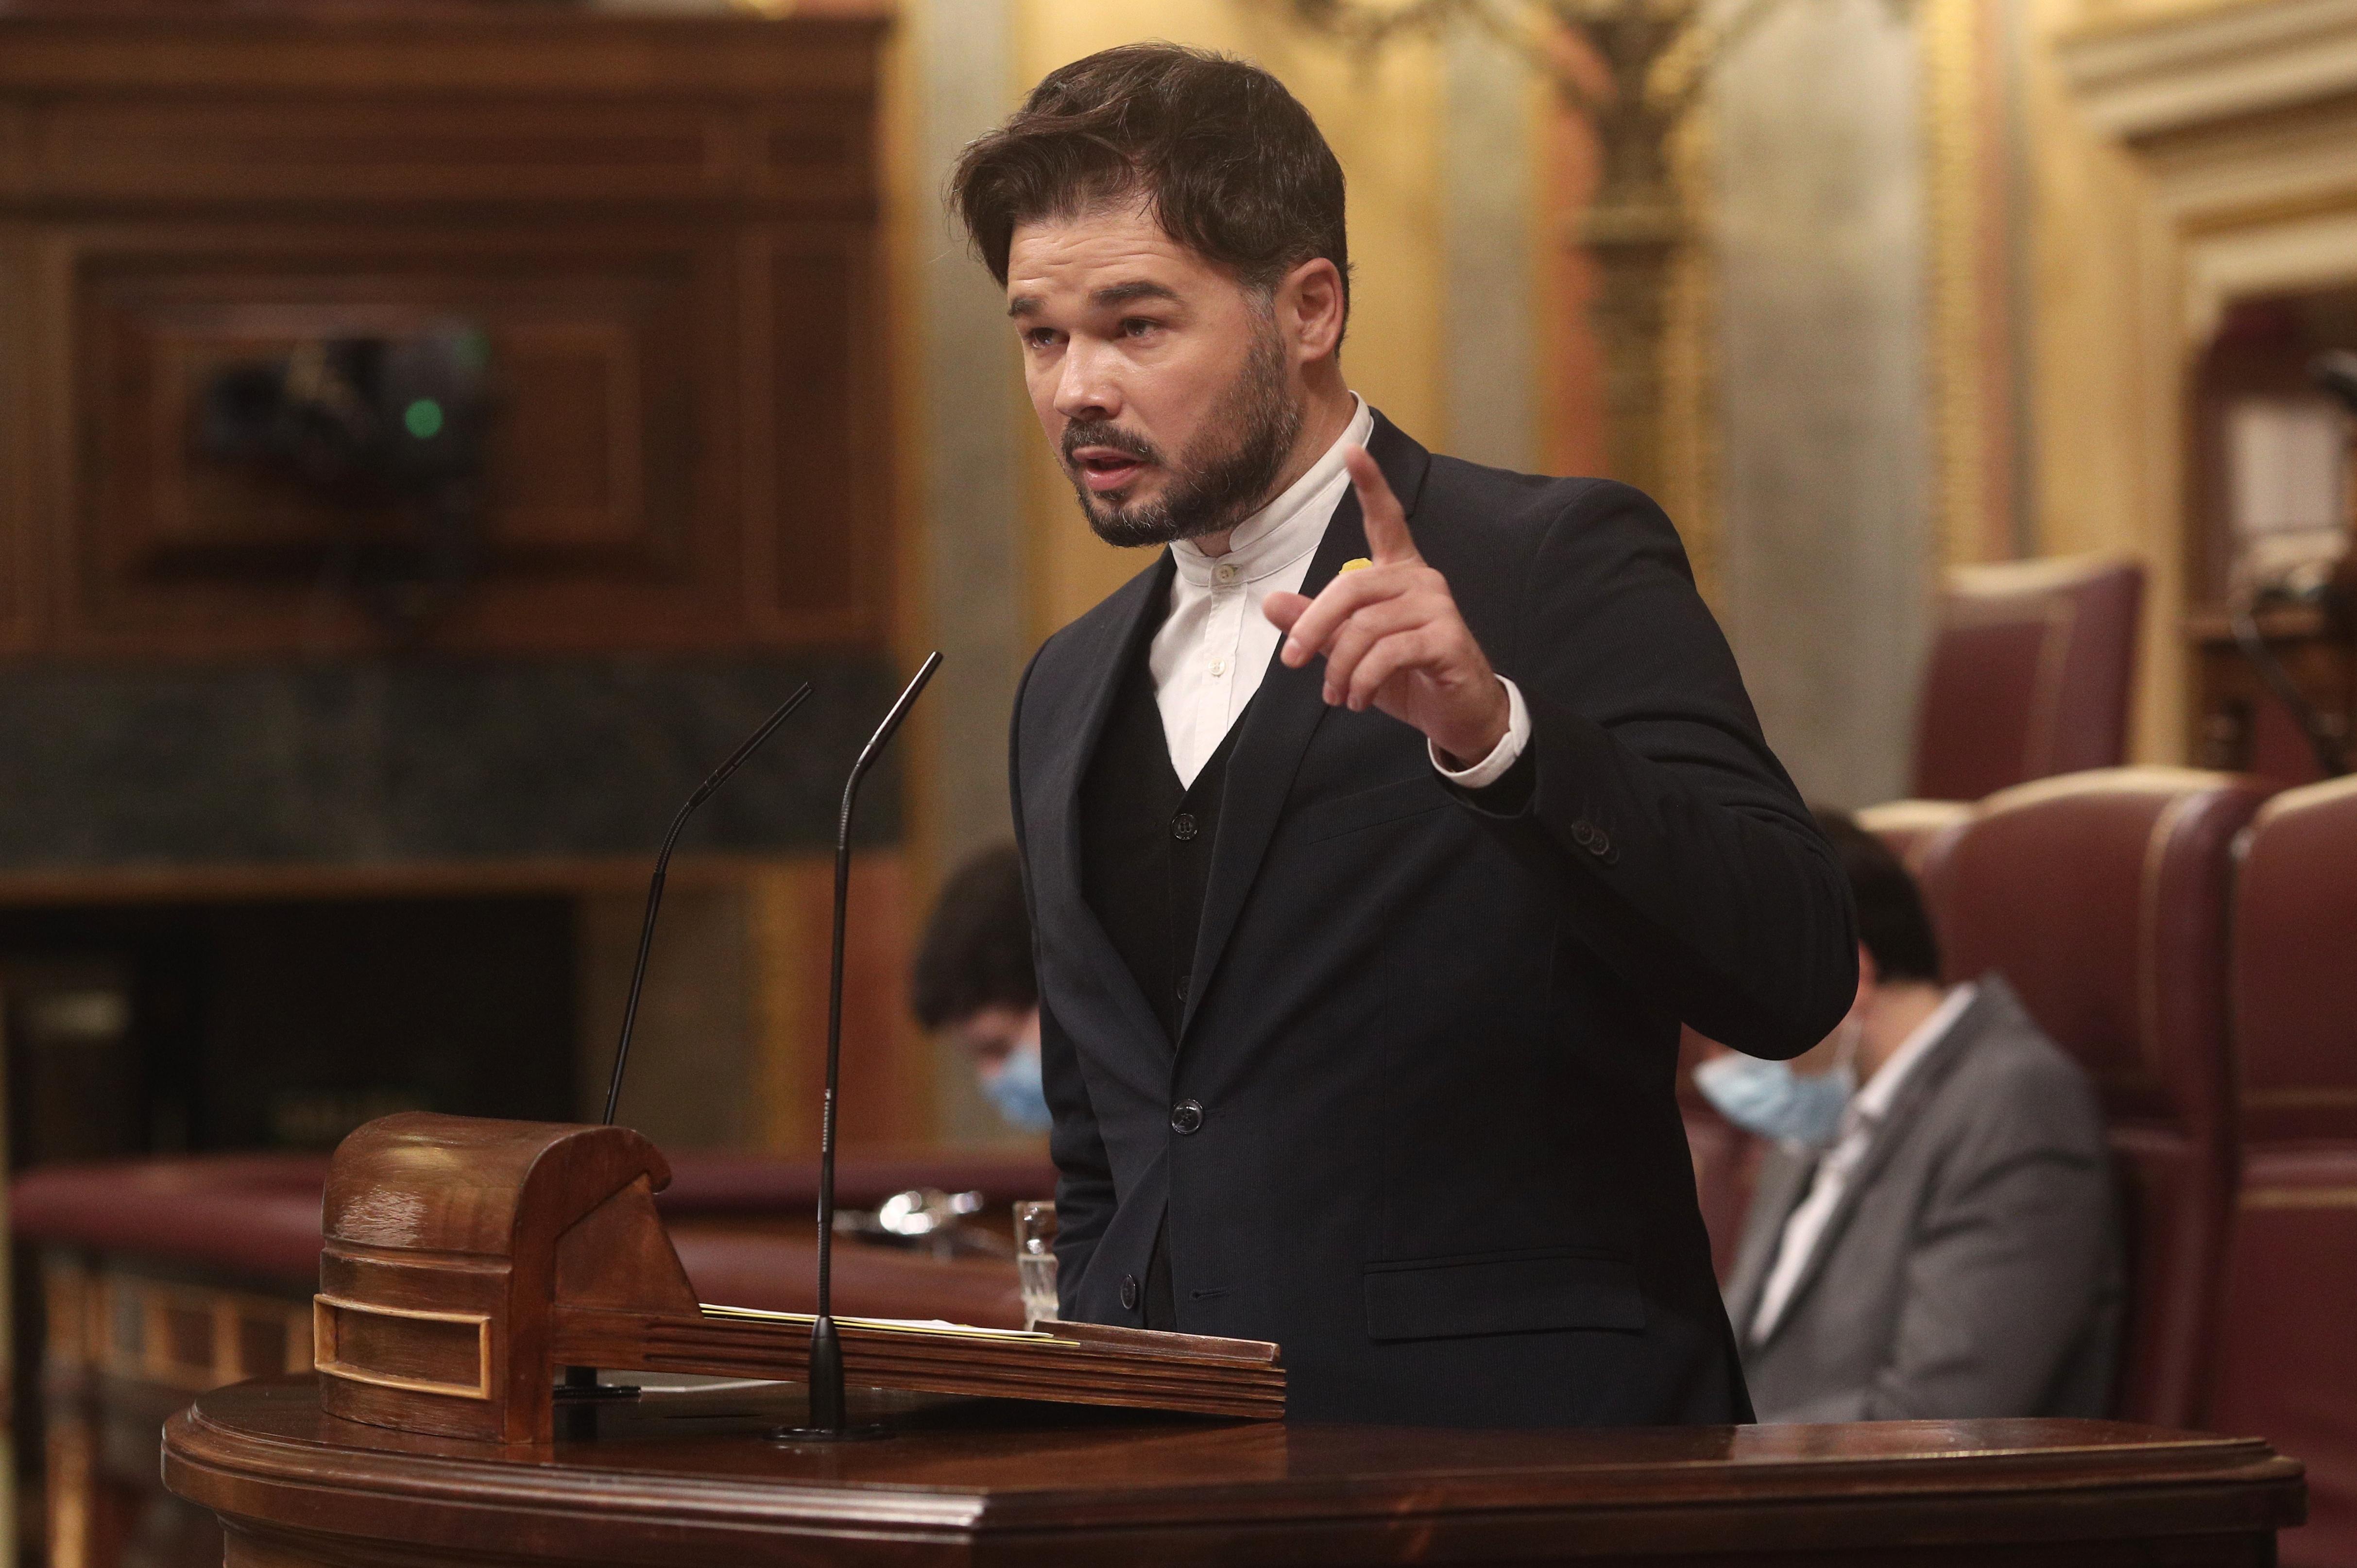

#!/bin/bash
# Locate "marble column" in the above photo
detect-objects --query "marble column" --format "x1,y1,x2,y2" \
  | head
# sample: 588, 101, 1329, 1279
909, 0, 1031, 1141
1714, 0, 1934, 809
1443, 23, 1540, 473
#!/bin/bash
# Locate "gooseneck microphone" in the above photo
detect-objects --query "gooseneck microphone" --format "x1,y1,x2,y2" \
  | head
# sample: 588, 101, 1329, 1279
785, 650, 941, 1442
601, 682, 817, 1127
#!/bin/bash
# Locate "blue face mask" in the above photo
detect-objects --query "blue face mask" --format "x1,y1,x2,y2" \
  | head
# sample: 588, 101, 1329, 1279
1693, 1052, 1855, 1148
981, 1040, 1054, 1133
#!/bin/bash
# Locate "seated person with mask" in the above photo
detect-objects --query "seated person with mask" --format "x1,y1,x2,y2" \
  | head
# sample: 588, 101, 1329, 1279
912, 843, 1050, 1134
1694, 810, 2120, 1422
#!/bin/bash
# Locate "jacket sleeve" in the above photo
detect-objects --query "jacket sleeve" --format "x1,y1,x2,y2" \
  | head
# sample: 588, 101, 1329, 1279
1008, 650, 1115, 1306
1857, 1051, 2116, 1419
1461, 479, 1858, 1058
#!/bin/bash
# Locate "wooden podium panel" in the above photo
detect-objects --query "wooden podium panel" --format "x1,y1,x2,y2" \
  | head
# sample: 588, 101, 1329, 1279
165, 1375, 2304, 1568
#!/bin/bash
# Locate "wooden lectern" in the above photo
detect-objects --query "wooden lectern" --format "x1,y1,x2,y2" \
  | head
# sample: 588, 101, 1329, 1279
158, 1111, 2306, 1567
166, 1378, 2306, 1567
310, 1113, 1280, 1445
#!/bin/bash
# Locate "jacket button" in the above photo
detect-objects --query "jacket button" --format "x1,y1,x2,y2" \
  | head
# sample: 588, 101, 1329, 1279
1172, 812, 1198, 842
1170, 1099, 1205, 1134
1589, 829, 1612, 857
1570, 818, 1599, 848
1120, 1274, 1140, 1311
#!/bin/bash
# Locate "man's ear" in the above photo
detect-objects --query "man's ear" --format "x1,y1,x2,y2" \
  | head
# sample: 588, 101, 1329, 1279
1854, 942, 1879, 1007
1279, 257, 1346, 362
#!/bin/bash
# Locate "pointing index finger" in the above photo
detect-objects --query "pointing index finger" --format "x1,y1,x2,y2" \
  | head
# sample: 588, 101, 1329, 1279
1344, 445, 1417, 565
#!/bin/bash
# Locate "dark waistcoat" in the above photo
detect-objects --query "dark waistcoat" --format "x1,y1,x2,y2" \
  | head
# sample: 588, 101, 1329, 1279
1078, 600, 1247, 1325
1078, 613, 1247, 1045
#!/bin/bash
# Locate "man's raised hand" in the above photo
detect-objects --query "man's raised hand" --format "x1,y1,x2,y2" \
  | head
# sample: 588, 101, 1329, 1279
1262, 446, 1511, 768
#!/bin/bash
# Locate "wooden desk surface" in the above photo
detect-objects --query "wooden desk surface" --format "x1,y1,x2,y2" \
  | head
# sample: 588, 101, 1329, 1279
166, 1375, 2303, 1568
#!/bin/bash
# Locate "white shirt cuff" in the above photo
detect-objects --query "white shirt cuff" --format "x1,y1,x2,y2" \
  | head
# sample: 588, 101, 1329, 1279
1430, 677, 1529, 789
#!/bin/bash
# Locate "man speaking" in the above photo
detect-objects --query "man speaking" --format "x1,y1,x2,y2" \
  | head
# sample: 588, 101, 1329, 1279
956, 44, 1857, 1426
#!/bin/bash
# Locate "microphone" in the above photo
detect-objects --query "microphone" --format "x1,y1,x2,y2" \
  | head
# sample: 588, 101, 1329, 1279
600, 681, 817, 1127
781, 650, 942, 1442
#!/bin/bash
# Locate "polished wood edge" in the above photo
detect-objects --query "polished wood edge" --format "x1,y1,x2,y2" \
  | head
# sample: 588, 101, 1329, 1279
162, 1406, 991, 1533
161, 1394, 2307, 1544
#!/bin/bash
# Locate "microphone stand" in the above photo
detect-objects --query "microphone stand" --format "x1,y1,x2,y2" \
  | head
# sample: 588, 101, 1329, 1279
602, 682, 817, 1127
559, 679, 814, 1409
777, 650, 941, 1443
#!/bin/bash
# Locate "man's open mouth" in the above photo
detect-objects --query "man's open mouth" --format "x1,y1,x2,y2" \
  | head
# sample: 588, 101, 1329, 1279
1069, 445, 1152, 495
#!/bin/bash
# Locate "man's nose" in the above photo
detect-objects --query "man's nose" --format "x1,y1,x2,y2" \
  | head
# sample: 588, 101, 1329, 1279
1053, 341, 1120, 422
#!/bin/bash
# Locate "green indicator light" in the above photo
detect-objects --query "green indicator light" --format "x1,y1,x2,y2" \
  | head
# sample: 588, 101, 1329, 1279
403, 398, 445, 440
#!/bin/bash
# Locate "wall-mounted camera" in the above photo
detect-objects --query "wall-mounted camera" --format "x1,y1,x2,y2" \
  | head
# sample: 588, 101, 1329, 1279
198, 322, 493, 642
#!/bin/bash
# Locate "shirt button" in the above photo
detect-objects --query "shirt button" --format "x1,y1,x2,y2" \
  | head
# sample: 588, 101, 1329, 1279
1209, 658, 1227, 677
1172, 813, 1197, 842
1120, 1275, 1140, 1311
1170, 1100, 1204, 1135
1214, 563, 1238, 584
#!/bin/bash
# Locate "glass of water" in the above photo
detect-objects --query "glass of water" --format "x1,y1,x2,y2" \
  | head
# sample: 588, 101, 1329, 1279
1014, 1201, 1058, 1328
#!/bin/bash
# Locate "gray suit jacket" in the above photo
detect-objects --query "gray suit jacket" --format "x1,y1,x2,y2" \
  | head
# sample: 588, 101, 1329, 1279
1724, 976, 2121, 1422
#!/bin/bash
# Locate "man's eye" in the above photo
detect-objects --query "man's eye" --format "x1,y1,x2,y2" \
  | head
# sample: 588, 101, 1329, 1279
1120, 318, 1161, 338
1022, 328, 1062, 349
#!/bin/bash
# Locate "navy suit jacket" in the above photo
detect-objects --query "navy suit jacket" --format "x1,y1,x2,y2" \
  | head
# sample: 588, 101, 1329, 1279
1009, 413, 1857, 1425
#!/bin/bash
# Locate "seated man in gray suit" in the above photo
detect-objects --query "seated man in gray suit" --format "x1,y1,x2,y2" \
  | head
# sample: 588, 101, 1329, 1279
1699, 811, 2120, 1422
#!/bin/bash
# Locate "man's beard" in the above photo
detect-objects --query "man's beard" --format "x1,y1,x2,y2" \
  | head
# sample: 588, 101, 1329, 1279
1061, 324, 1303, 549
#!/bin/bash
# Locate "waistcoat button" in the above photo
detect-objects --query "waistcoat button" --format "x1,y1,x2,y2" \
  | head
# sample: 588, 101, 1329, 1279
1170, 1099, 1205, 1135
1172, 813, 1198, 841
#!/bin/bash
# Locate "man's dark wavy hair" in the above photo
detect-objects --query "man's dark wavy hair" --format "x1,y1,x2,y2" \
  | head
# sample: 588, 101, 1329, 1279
950, 43, 1349, 324
1812, 809, 1943, 987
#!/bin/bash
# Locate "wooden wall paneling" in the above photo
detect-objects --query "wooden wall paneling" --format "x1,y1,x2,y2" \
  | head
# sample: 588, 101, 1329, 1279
0, 220, 35, 653
751, 93, 879, 210
33, 98, 728, 208
756, 223, 890, 644
0, 11, 894, 663
750, 853, 922, 1156
59, 222, 741, 656
0, 17, 889, 105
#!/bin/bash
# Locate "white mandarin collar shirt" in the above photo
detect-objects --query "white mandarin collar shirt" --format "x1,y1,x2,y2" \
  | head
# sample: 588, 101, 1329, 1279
1748, 981, 1980, 1344
1149, 395, 1529, 789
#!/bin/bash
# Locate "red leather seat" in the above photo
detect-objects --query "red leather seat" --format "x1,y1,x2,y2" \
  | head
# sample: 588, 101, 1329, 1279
2210, 776, 2357, 1566
1915, 768, 2269, 1426
1911, 557, 2144, 802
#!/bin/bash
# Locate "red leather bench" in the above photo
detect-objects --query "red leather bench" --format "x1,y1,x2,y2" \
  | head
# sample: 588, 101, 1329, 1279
2208, 776, 2357, 1567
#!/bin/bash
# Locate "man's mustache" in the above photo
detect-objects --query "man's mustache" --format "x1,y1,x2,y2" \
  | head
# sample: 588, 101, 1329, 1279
1061, 422, 1166, 469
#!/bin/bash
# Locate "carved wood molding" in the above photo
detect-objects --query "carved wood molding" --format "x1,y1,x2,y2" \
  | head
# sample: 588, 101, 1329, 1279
2060, 0, 2357, 140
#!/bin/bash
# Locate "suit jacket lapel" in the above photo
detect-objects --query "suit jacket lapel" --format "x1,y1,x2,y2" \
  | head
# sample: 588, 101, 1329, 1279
1036, 552, 1178, 1061
1178, 414, 1433, 1043
1749, 989, 1999, 1346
